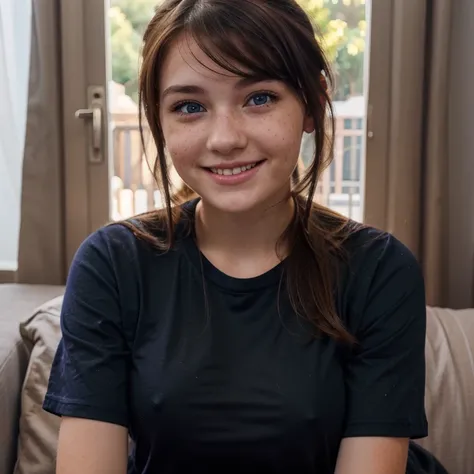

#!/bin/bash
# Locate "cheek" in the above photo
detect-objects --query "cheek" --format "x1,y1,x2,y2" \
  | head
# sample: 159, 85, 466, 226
258, 112, 304, 165
162, 122, 199, 168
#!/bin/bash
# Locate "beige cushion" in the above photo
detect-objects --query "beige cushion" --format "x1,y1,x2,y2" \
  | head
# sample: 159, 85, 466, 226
0, 284, 64, 474
417, 307, 474, 474
14, 296, 63, 474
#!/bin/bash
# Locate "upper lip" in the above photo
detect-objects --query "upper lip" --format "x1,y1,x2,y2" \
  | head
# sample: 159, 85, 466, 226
204, 160, 263, 170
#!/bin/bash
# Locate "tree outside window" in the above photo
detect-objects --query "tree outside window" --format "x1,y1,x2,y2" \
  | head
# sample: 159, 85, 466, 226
109, 0, 366, 102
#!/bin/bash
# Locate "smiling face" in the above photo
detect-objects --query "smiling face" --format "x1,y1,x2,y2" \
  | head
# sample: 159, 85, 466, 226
159, 37, 314, 214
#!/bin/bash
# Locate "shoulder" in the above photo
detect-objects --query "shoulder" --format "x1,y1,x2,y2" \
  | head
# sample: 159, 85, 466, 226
339, 224, 425, 335
71, 203, 196, 286
343, 224, 420, 276
72, 222, 146, 273
78, 201, 194, 262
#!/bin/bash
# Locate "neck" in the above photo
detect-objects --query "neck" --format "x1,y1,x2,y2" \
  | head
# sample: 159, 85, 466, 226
195, 196, 295, 261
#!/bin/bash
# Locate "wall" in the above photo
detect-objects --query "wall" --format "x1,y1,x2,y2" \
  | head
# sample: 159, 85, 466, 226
449, 0, 474, 307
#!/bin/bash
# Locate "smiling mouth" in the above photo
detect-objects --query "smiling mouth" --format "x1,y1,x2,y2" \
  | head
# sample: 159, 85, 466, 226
206, 160, 265, 176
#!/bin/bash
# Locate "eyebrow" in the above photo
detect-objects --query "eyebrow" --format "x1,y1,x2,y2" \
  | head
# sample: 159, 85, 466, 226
161, 76, 274, 99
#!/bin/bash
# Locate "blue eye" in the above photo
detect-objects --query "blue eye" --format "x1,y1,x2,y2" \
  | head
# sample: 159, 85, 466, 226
248, 93, 273, 106
177, 102, 204, 114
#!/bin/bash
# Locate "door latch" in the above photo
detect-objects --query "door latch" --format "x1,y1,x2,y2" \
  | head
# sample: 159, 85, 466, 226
75, 85, 105, 164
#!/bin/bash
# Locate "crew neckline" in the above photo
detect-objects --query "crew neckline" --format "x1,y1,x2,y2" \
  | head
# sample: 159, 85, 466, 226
181, 199, 285, 293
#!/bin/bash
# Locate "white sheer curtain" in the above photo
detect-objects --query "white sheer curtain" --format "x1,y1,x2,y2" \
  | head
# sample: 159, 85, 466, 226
0, 1, 32, 271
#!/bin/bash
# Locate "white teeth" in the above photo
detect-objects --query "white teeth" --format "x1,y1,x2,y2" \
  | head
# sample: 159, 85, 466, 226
210, 163, 258, 175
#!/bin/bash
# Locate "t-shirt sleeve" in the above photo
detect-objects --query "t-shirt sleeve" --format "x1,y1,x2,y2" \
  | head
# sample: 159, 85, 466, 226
43, 228, 130, 427
342, 233, 428, 439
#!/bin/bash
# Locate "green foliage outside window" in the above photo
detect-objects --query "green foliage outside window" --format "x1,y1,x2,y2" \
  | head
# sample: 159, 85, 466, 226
109, 0, 366, 102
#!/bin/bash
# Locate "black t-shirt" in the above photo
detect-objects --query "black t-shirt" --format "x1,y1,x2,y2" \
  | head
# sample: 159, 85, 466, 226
44, 200, 428, 473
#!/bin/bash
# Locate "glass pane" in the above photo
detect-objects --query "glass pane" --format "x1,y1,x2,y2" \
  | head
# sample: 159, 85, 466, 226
108, 0, 368, 223
109, 0, 160, 221
301, 0, 367, 222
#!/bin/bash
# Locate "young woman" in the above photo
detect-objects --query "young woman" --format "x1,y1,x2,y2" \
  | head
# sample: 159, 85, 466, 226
44, 1, 449, 473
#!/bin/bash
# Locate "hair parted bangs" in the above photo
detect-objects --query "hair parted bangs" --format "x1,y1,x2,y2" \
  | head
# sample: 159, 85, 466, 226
182, 1, 324, 94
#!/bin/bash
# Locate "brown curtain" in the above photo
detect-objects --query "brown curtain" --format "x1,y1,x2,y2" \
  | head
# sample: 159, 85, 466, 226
365, 0, 474, 309
447, 0, 474, 309
16, 0, 65, 285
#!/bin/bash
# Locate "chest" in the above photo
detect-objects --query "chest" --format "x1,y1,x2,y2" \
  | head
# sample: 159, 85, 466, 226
128, 279, 347, 449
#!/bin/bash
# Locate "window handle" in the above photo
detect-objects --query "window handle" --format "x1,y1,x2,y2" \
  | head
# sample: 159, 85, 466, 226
75, 86, 105, 163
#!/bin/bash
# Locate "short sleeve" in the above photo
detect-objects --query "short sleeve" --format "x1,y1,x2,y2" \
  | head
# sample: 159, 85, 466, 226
43, 228, 130, 427
342, 235, 428, 439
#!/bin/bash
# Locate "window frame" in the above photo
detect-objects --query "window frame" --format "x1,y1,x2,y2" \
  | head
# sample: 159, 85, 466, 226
362, 0, 393, 225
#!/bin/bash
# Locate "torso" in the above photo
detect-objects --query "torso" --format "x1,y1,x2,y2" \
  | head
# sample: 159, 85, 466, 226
113, 200, 366, 474
59, 199, 424, 474
43, 199, 430, 473
126, 229, 346, 473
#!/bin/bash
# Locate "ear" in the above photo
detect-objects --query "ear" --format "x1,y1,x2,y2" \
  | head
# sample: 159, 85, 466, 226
303, 72, 328, 134
303, 115, 315, 134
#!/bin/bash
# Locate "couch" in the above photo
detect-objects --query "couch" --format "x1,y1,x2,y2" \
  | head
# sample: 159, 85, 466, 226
1, 283, 473, 474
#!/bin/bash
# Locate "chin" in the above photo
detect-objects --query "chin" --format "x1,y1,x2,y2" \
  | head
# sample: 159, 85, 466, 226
201, 186, 293, 215
200, 192, 267, 215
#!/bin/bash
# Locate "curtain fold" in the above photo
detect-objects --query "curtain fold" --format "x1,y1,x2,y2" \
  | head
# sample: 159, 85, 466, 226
421, 0, 452, 308
365, 0, 473, 308
16, 0, 65, 285
446, 0, 474, 308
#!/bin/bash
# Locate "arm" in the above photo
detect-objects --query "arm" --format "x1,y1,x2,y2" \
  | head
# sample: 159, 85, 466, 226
43, 227, 134, 474
335, 437, 409, 474
57, 418, 128, 474
336, 234, 428, 473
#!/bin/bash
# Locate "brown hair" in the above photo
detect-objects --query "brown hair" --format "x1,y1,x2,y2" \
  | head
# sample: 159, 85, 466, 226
123, 0, 362, 343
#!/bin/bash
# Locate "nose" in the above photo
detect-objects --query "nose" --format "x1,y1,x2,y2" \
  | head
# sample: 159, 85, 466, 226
206, 111, 247, 155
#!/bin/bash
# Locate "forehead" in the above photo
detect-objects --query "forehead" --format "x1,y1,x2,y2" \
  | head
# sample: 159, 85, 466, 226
160, 35, 245, 90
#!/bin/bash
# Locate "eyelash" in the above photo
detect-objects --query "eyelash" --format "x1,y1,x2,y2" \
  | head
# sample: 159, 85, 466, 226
171, 91, 280, 115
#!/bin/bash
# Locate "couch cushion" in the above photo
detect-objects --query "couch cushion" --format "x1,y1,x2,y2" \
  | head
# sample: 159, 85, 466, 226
14, 295, 63, 474
417, 307, 474, 474
0, 284, 64, 474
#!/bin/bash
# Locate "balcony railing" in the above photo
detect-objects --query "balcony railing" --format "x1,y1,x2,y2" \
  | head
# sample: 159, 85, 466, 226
111, 123, 162, 220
